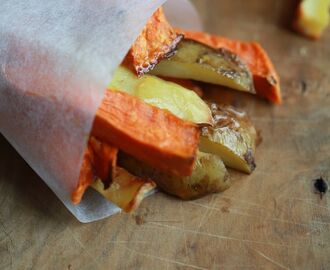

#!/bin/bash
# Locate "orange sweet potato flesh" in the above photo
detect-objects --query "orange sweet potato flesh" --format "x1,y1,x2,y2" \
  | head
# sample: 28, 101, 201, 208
72, 137, 118, 204
124, 8, 183, 76
71, 144, 94, 204
178, 29, 282, 104
89, 137, 118, 185
92, 90, 199, 177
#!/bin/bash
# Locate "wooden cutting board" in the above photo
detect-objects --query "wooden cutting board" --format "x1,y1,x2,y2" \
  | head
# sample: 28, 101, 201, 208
0, 0, 329, 269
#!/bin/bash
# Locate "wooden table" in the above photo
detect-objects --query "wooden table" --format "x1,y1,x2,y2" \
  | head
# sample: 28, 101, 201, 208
1, 0, 329, 269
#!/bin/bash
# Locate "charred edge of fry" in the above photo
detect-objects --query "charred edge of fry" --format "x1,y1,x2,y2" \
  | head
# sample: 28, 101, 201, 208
136, 34, 184, 76
243, 148, 256, 172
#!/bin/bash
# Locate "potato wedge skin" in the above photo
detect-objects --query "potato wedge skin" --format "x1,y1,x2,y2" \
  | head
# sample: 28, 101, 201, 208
119, 151, 230, 200
199, 103, 257, 174
151, 39, 255, 93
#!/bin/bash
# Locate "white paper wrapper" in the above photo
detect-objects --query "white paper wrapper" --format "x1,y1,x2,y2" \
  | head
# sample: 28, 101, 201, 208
164, 0, 203, 31
0, 0, 201, 223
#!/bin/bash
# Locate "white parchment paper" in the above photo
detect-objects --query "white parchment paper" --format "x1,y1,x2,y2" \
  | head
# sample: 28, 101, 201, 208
164, 0, 203, 31
0, 0, 201, 222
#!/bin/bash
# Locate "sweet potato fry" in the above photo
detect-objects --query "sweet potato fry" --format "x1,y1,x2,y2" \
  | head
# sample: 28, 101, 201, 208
72, 137, 118, 204
89, 137, 118, 186
92, 90, 199, 177
72, 137, 156, 212
71, 142, 95, 204
124, 8, 183, 75
178, 29, 281, 104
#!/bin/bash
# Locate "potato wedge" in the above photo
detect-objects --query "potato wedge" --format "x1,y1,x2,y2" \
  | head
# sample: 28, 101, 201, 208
177, 30, 281, 104
109, 66, 212, 124
119, 151, 230, 200
199, 103, 257, 174
135, 76, 211, 124
150, 39, 255, 93
92, 167, 156, 213
293, 0, 330, 39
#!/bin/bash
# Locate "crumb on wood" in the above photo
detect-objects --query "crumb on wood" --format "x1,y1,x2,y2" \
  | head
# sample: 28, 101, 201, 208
313, 177, 328, 199
300, 80, 307, 94
134, 215, 145, 225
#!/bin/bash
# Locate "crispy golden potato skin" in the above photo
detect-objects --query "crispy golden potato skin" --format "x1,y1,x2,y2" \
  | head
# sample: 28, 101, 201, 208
119, 151, 230, 200
199, 103, 257, 174
151, 39, 255, 93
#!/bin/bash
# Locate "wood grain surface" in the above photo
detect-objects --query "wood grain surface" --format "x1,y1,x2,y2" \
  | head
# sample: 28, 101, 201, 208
1, 0, 330, 269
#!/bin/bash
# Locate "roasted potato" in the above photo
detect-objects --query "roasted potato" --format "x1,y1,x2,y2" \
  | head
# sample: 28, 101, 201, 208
92, 167, 156, 213
199, 103, 257, 174
150, 39, 255, 93
293, 0, 330, 39
119, 151, 230, 200
109, 66, 212, 124
179, 30, 282, 104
